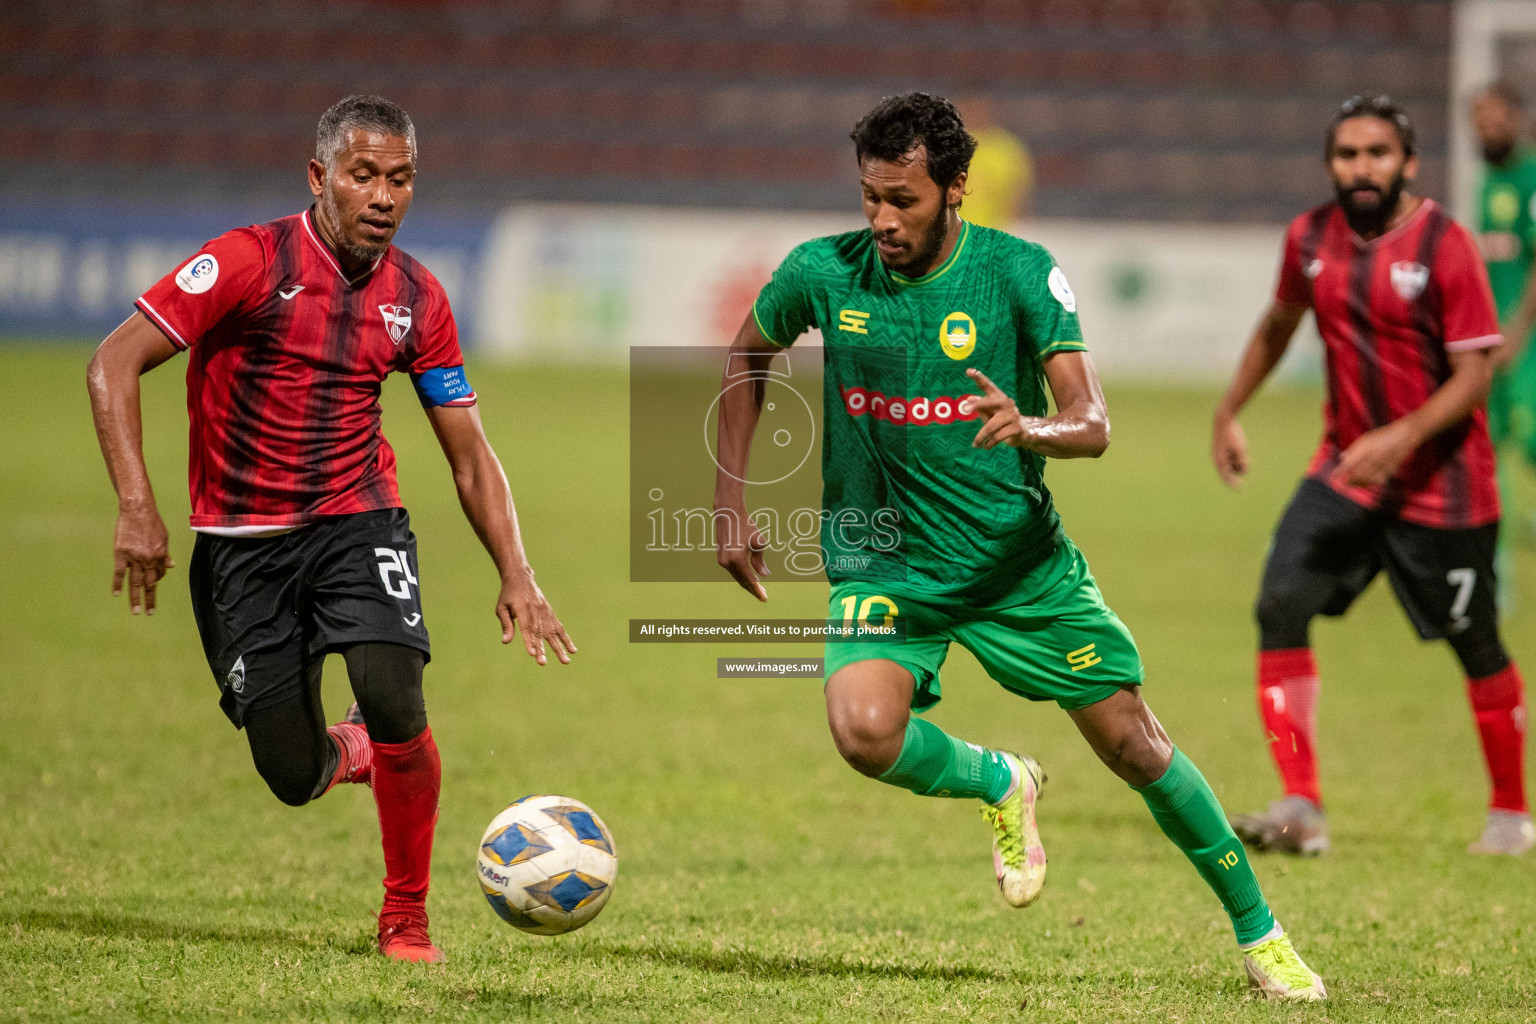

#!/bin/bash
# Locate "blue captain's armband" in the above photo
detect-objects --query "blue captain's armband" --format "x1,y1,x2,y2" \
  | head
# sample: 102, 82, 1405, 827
412, 365, 477, 408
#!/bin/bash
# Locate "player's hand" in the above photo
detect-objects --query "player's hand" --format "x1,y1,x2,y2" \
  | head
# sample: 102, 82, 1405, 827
112, 501, 173, 615
1211, 414, 1249, 489
715, 504, 770, 602
1333, 421, 1416, 489
965, 368, 1028, 449
496, 571, 575, 666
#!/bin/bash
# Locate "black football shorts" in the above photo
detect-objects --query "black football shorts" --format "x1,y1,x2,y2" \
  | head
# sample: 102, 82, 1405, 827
1259, 479, 1498, 642
188, 508, 431, 727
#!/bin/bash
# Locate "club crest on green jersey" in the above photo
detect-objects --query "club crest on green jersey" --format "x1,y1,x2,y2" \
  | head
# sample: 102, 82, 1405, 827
1489, 184, 1521, 229
940, 312, 976, 360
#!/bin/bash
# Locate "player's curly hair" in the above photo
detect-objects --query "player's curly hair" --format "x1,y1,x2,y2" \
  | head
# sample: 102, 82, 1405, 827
1325, 94, 1416, 158
850, 92, 977, 189
316, 95, 417, 169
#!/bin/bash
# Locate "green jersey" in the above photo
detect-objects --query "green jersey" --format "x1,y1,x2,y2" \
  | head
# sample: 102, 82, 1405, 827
752, 220, 1086, 594
1477, 144, 1536, 318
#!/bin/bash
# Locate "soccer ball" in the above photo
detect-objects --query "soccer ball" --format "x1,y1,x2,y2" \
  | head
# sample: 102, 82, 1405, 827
476, 794, 618, 935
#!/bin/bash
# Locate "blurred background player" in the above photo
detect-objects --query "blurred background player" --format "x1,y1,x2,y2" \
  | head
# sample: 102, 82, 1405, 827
954, 94, 1033, 229
1472, 83, 1536, 600
1212, 94, 1533, 857
86, 95, 575, 962
715, 92, 1324, 1001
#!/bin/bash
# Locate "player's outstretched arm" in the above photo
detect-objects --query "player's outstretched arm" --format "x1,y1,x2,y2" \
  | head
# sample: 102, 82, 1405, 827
1211, 301, 1307, 488
1496, 261, 1536, 370
86, 311, 180, 615
1333, 347, 1496, 489
712, 313, 781, 602
425, 404, 574, 666
966, 352, 1108, 458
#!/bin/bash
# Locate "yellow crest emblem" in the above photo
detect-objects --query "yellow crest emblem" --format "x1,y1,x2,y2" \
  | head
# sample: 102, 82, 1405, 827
939, 312, 976, 360
1490, 185, 1521, 229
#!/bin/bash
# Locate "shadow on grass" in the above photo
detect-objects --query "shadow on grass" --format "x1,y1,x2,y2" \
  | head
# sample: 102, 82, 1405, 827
600, 941, 1010, 983
8, 907, 374, 954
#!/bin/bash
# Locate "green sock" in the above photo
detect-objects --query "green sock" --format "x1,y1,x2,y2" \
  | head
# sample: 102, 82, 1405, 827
877, 717, 1014, 803
1133, 748, 1276, 945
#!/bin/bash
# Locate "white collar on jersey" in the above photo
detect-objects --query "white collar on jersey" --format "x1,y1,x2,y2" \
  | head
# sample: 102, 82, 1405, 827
302, 208, 385, 286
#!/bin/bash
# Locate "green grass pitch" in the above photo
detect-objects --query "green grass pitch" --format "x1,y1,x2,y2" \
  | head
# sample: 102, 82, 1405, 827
1, 345, 1533, 1022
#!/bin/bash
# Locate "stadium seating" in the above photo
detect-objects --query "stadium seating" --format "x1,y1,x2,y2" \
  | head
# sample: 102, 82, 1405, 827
1, 0, 1450, 220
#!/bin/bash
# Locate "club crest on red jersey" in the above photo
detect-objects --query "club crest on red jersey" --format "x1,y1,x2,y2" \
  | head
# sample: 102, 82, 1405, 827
379, 304, 413, 344
1389, 261, 1429, 301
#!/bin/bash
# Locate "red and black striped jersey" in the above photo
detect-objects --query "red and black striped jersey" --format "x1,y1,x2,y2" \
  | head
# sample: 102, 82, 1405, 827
1274, 199, 1501, 529
137, 208, 476, 533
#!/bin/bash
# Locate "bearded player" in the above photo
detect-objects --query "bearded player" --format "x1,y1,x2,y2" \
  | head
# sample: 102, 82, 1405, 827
86, 95, 575, 961
1213, 95, 1532, 857
713, 93, 1325, 1001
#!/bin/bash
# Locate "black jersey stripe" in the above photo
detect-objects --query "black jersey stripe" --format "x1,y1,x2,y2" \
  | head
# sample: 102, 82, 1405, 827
297, 272, 369, 512
1408, 206, 1471, 529
217, 219, 301, 514
1346, 234, 1392, 430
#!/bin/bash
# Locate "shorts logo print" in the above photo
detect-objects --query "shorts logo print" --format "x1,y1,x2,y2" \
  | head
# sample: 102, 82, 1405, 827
227, 655, 246, 693
374, 547, 418, 600
1066, 644, 1102, 672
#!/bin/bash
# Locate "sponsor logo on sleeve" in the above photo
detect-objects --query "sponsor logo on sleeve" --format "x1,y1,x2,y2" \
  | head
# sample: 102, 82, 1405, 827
1304, 258, 1325, 279
176, 254, 219, 294
1389, 261, 1429, 301
379, 304, 413, 344
1047, 266, 1077, 313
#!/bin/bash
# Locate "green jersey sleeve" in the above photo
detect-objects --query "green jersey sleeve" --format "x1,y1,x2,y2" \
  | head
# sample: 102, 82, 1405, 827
752, 242, 820, 347
1012, 246, 1087, 362
1521, 176, 1536, 251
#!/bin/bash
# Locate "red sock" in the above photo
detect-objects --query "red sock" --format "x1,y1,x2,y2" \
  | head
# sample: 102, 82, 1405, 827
320, 721, 372, 794
1257, 648, 1322, 806
371, 727, 441, 913
1467, 665, 1529, 814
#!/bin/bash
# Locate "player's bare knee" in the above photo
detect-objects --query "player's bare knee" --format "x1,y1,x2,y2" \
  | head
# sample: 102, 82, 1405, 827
826, 697, 906, 777
1082, 701, 1172, 787
1115, 728, 1174, 787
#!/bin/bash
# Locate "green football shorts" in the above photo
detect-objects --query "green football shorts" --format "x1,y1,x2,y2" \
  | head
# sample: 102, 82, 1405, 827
824, 537, 1144, 712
